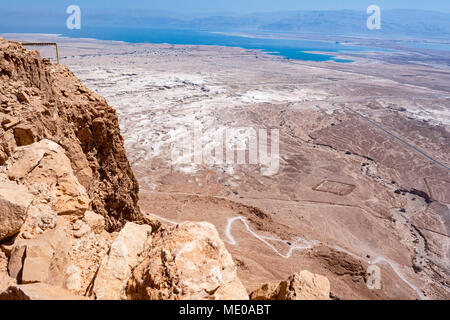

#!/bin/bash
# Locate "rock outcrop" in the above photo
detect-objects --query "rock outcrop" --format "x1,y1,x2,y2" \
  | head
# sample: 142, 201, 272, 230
5, 139, 90, 217
91, 222, 152, 300
250, 270, 331, 300
0, 181, 33, 241
126, 222, 249, 300
0, 38, 142, 231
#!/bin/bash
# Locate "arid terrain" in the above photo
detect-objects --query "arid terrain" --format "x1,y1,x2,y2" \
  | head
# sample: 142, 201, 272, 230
3, 33, 449, 300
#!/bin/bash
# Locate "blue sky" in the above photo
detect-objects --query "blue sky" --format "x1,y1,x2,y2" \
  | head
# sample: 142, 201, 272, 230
3, 0, 450, 14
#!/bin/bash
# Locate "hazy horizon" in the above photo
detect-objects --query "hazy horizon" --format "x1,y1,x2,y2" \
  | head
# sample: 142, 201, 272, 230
2, 2, 450, 41
2, 0, 450, 15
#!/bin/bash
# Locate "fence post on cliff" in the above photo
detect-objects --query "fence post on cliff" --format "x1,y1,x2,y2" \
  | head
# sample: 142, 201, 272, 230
20, 42, 60, 64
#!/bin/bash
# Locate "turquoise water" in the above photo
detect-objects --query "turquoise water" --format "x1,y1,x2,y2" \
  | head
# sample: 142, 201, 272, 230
62, 27, 378, 62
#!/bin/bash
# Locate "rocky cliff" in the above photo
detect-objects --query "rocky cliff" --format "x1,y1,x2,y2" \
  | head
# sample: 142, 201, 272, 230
0, 39, 330, 300
0, 39, 141, 231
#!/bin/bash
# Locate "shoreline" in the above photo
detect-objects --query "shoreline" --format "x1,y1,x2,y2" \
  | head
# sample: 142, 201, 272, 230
0, 32, 359, 64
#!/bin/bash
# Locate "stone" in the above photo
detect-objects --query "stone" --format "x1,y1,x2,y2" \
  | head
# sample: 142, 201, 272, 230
7, 245, 26, 280
19, 203, 57, 238
0, 249, 8, 272
36, 221, 72, 288
0, 273, 15, 293
6, 139, 90, 216
0, 181, 34, 241
285, 271, 331, 300
0, 240, 14, 258
16, 91, 30, 104
8, 220, 72, 287
83, 211, 105, 234
13, 126, 35, 146
72, 219, 91, 238
0, 38, 146, 299
142, 213, 162, 233
65, 265, 82, 291
126, 222, 249, 300
250, 270, 331, 300
1, 39, 142, 232
5, 141, 47, 180
91, 222, 152, 300
21, 241, 55, 284
0, 283, 87, 300
0, 149, 7, 166
0, 250, 14, 293
214, 279, 251, 300
68, 229, 112, 295
0, 130, 16, 166
75, 166, 93, 190
1, 115, 20, 130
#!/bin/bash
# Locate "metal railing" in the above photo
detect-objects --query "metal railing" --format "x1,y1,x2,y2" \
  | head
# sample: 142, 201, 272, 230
21, 42, 60, 64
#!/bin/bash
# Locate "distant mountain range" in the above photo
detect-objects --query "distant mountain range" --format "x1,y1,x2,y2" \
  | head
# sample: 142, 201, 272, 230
2, 8, 450, 40
187, 10, 450, 39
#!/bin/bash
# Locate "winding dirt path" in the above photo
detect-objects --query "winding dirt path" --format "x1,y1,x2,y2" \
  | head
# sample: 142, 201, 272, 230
149, 212, 426, 300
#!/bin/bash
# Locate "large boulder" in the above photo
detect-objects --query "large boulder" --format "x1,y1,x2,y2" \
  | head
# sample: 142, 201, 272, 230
7, 219, 71, 287
126, 222, 249, 300
5, 139, 90, 216
250, 270, 331, 300
91, 222, 152, 300
0, 180, 34, 241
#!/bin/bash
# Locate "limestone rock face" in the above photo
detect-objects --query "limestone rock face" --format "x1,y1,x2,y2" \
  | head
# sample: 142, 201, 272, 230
91, 222, 152, 300
0, 38, 142, 231
250, 270, 331, 300
7, 245, 26, 280
7, 219, 72, 287
126, 222, 249, 300
0, 283, 87, 300
5, 139, 90, 216
21, 241, 55, 284
0, 181, 34, 241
